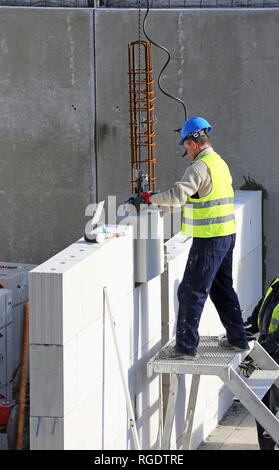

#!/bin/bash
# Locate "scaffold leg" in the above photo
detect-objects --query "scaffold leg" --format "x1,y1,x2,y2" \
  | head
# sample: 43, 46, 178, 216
161, 374, 180, 450
181, 374, 201, 450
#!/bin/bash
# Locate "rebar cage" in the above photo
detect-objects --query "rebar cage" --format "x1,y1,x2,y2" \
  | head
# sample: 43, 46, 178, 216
128, 40, 156, 194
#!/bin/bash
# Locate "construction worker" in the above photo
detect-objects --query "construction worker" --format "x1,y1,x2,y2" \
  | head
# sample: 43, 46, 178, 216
244, 277, 279, 450
147, 116, 249, 359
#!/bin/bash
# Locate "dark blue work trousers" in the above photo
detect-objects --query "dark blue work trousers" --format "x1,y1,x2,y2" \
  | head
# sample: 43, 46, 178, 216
175, 234, 248, 355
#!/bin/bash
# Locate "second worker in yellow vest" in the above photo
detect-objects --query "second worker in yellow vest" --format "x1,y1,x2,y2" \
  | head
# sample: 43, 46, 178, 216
150, 116, 249, 359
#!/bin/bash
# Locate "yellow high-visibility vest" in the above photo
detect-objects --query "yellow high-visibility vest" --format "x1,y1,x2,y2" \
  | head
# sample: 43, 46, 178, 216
258, 278, 279, 334
182, 152, 236, 238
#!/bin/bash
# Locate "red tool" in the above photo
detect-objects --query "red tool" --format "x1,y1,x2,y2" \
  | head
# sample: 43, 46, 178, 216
0, 400, 12, 431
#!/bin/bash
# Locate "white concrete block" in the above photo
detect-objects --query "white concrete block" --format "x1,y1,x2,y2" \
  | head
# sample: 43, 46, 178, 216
100, 228, 134, 308
64, 396, 102, 450
31, 396, 103, 450
103, 281, 162, 381
30, 335, 95, 418
76, 318, 103, 406
63, 336, 79, 416
135, 368, 160, 419
103, 368, 129, 449
30, 344, 64, 417
30, 416, 64, 450
133, 209, 164, 283
53, 240, 103, 261
165, 232, 192, 264
29, 226, 133, 345
242, 298, 261, 322
233, 244, 262, 311
133, 405, 160, 451
234, 190, 262, 261
30, 320, 103, 445
29, 254, 103, 345
29, 264, 65, 345
199, 296, 224, 337
62, 257, 103, 343
137, 276, 162, 347
166, 243, 192, 326
103, 292, 134, 379
102, 336, 162, 449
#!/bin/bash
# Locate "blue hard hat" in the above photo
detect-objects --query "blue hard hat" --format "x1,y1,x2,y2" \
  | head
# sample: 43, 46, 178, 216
179, 117, 213, 146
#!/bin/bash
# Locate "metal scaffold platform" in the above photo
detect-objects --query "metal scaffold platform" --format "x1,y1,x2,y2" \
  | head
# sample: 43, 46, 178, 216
147, 336, 279, 450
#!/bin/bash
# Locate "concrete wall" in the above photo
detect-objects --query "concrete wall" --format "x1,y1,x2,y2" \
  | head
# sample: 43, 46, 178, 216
0, 8, 96, 265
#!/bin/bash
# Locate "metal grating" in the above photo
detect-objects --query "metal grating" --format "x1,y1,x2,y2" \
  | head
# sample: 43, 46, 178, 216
147, 336, 252, 377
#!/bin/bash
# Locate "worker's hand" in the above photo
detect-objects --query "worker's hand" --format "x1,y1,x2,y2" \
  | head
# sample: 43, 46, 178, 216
140, 192, 153, 204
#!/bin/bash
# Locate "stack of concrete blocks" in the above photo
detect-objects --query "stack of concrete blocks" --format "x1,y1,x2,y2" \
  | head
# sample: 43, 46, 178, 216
29, 224, 162, 450
0, 289, 13, 401
0, 263, 36, 396
164, 190, 262, 449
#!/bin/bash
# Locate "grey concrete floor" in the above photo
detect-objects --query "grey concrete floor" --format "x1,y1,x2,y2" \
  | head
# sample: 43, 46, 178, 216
198, 401, 259, 450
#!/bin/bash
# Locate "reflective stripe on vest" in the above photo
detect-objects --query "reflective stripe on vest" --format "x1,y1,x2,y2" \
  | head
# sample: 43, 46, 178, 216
258, 277, 279, 334
181, 152, 236, 238
182, 213, 235, 226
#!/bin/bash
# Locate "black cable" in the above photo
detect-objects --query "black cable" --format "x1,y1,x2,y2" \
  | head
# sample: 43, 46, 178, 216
142, 0, 188, 123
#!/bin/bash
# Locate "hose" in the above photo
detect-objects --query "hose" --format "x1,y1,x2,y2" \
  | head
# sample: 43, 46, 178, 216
142, 0, 188, 124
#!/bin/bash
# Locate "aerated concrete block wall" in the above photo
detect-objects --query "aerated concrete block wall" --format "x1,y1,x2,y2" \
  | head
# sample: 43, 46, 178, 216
29, 225, 163, 450
29, 190, 262, 450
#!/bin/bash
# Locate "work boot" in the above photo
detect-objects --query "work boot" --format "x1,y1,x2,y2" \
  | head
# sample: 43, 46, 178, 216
160, 344, 198, 360
218, 334, 249, 352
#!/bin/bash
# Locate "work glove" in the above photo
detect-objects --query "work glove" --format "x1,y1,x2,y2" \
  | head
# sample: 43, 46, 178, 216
140, 192, 153, 204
